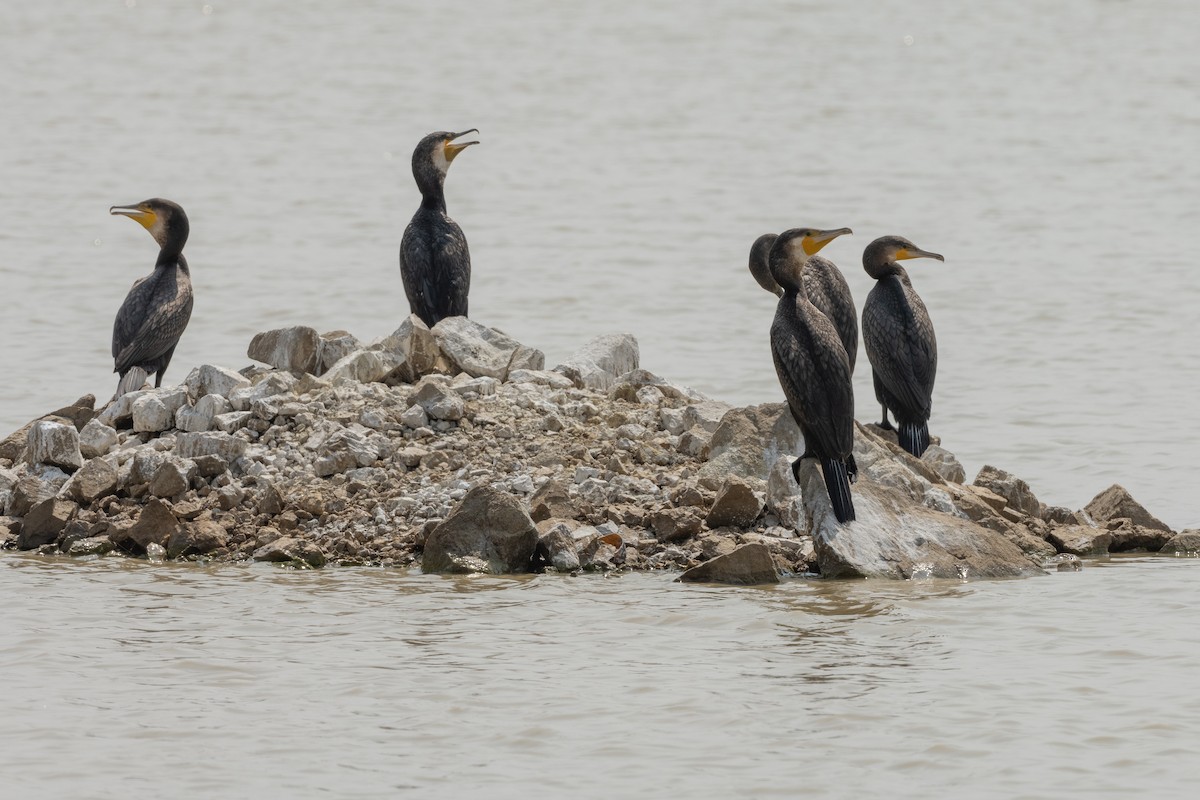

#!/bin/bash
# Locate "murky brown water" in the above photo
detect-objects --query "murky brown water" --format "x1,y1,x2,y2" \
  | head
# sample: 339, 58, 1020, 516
3, 553, 1199, 798
2, 3, 1199, 795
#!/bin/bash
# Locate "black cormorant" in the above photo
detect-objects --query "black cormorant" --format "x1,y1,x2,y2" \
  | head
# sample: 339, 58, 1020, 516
751, 232, 859, 371
861, 235, 944, 457
769, 227, 858, 523
109, 198, 193, 399
400, 129, 478, 327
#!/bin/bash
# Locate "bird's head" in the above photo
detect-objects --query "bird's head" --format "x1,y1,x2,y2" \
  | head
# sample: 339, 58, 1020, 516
768, 227, 853, 290
110, 198, 189, 252
413, 129, 479, 184
863, 235, 944, 278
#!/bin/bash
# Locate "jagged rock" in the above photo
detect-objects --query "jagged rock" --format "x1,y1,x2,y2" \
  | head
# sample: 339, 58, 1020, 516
509, 369, 575, 390
452, 375, 500, 397
973, 465, 1041, 519
380, 314, 443, 376
131, 394, 173, 433
248, 326, 322, 373
683, 402, 731, 434
431, 316, 544, 381
17, 498, 78, 549
576, 529, 626, 571
0, 395, 95, 461
314, 428, 377, 477
423, 486, 539, 574
800, 457, 1045, 580
24, 420, 83, 471
253, 536, 327, 568
129, 449, 169, 486
1046, 524, 1112, 557
175, 432, 247, 462
168, 519, 228, 559
113, 498, 180, 554
609, 370, 692, 403
1104, 520, 1174, 552
69, 457, 119, 503
554, 333, 639, 391
536, 520, 581, 571
149, 456, 196, 498
1001, 523, 1058, 560
65, 536, 115, 557
1083, 484, 1172, 533
11, 467, 70, 516
318, 331, 362, 374
176, 394, 231, 433
323, 349, 409, 385
766, 455, 806, 531
649, 507, 704, 543
699, 403, 801, 483
1161, 530, 1200, 554
922, 445, 966, 483
78, 419, 119, 458
185, 364, 250, 401
213, 411, 253, 434
1042, 505, 1080, 525
705, 476, 764, 528
677, 427, 712, 458
678, 542, 779, 585
400, 404, 429, 429
529, 479, 579, 522
413, 379, 465, 421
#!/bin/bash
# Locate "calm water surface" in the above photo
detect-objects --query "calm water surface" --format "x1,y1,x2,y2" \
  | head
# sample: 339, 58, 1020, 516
2, 553, 1199, 799
2, 3, 1199, 796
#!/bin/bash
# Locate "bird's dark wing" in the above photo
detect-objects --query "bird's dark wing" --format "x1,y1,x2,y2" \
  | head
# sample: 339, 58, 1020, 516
112, 274, 151, 360
805, 256, 859, 373
113, 270, 193, 374
401, 211, 471, 325
771, 304, 855, 459
400, 221, 436, 325
430, 222, 470, 318
862, 280, 936, 421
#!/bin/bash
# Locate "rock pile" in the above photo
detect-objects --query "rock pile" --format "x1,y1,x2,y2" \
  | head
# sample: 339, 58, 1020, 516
0, 315, 1192, 583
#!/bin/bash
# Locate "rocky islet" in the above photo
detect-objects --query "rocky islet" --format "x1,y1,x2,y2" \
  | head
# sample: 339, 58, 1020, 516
0, 315, 1192, 584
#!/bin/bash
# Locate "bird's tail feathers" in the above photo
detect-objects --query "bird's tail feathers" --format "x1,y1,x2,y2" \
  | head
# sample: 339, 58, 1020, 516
820, 457, 856, 524
115, 367, 149, 400
898, 421, 930, 458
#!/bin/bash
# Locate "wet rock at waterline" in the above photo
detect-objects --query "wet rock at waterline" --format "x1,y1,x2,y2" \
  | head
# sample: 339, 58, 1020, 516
678, 543, 779, 585
422, 486, 539, 574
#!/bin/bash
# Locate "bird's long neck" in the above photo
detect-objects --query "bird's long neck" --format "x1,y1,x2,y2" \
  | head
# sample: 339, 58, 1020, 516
155, 235, 186, 266
415, 160, 449, 213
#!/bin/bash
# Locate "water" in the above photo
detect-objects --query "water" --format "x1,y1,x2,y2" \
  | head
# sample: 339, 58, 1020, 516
2, 3, 1199, 795
3, 553, 1199, 799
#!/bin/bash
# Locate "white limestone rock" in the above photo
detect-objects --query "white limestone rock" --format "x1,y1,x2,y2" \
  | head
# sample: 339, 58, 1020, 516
431, 316, 545, 381
247, 326, 322, 374
185, 365, 250, 401
24, 421, 83, 472
78, 419, 119, 459
554, 333, 639, 391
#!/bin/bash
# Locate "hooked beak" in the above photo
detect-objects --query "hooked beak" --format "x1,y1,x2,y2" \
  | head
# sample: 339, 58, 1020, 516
110, 204, 157, 231
445, 128, 480, 161
803, 227, 853, 256
895, 246, 945, 262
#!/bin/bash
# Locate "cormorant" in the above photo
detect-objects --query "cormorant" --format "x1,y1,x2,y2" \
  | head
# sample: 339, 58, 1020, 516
768, 227, 858, 523
750, 232, 859, 371
109, 199, 193, 399
400, 129, 478, 327
861, 235, 944, 457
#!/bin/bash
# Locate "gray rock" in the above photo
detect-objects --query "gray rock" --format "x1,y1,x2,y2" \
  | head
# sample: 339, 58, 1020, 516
97, 391, 144, 428
69, 457, 119, 503
323, 349, 409, 385
168, 519, 228, 559
213, 411, 253, 434
175, 432, 247, 462
113, 498, 180, 554
400, 404, 429, 429
973, 465, 1042, 520
423, 486, 539, 574
766, 455, 806, 532
129, 449, 169, 486
536, 520, 581, 571
131, 394, 174, 433
705, 475, 764, 528
1083, 484, 1173, 534
1046, 525, 1112, 557
1104, 521, 1174, 552
380, 314, 443, 376
660, 407, 688, 436
11, 466, 70, 516
554, 333, 639, 391
649, 507, 704, 543
315, 428, 377, 477
529, 479, 579, 522
248, 326, 322, 374
176, 393, 231, 433
431, 317, 544, 381
17, 498, 79, 550
413, 379, 465, 421
0, 396, 94, 462
508, 369, 576, 390
318, 331, 362, 375
683, 401, 732, 434
149, 456, 196, 498
922, 445, 966, 484
699, 403, 802, 483
252, 536, 327, 568
184, 365, 250, 401
65, 535, 115, 557
24, 420, 83, 472
678, 543, 779, 585
801, 457, 1046, 580
676, 427, 712, 459
451, 375, 500, 397
78, 419, 119, 458
1161, 530, 1200, 554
